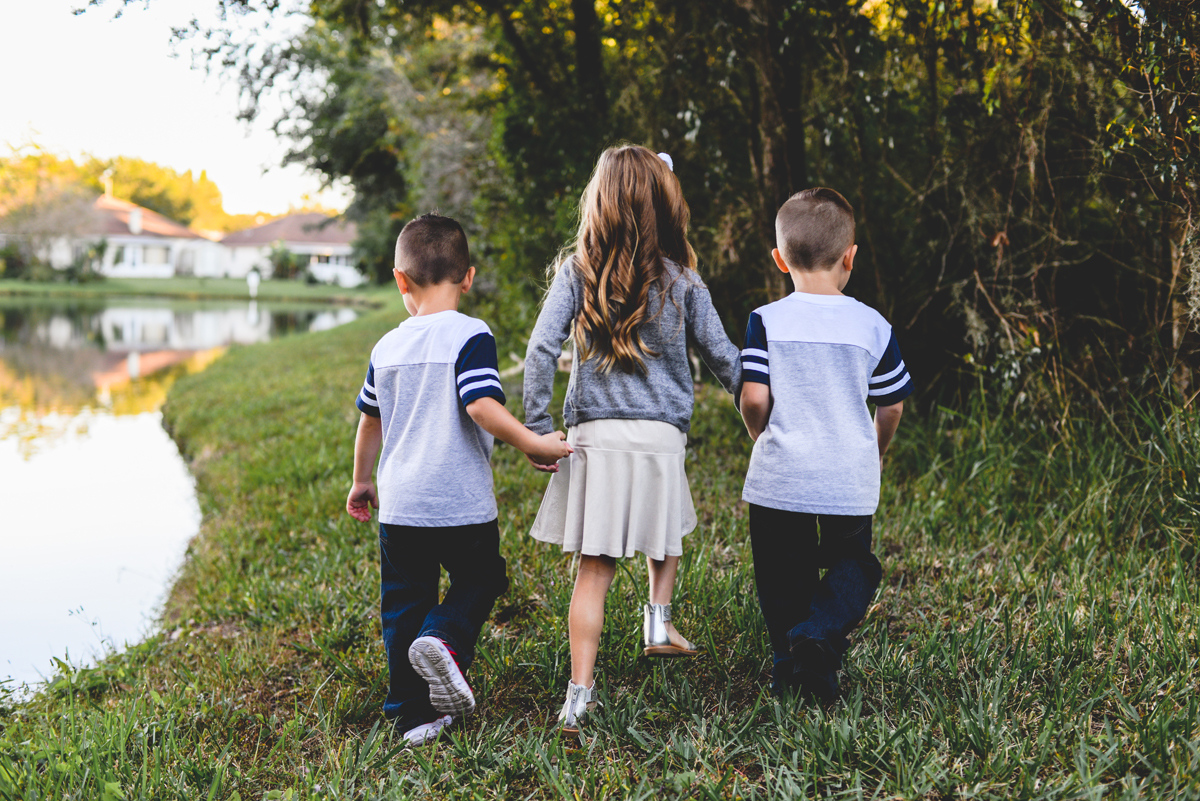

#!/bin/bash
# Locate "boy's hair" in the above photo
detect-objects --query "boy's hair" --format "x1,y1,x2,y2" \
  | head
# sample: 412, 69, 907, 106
775, 188, 855, 271
395, 213, 471, 286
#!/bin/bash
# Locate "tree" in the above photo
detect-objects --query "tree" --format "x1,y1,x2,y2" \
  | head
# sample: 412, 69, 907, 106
86, 0, 1200, 399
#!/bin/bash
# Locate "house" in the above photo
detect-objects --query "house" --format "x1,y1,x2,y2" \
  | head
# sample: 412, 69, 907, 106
218, 213, 363, 287
1, 193, 223, 277
84, 194, 224, 278
2, 196, 363, 285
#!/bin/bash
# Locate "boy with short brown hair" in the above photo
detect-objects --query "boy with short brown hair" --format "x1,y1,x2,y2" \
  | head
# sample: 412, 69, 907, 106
347, 213, 571, 744
739, 188, 912, 701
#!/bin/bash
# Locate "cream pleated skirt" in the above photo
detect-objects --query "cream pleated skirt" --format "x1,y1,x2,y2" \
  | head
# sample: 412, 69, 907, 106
529, 418, 698, 560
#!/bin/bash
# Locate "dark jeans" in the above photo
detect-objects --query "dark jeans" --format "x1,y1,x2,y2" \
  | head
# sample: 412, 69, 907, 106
379, 518, 508, 726
748, 504, 882, 697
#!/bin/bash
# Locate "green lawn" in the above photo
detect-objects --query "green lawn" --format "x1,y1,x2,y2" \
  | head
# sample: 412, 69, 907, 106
0, 277, 392, 306
1, 303, 1198, 799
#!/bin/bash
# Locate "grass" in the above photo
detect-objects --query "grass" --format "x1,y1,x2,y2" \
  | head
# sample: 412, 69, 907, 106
1, 299, 1199, 799
0, 277, 392, 306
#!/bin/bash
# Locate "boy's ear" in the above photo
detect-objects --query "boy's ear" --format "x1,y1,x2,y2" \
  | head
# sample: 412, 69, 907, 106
393, 267, 409, 294
460, 265, 476, 293
842, 244, 858, 272
771, 248, 791, 274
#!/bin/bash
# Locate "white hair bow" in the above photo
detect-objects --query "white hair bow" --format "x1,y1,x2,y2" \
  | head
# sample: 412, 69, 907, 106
657, 152, 674, 172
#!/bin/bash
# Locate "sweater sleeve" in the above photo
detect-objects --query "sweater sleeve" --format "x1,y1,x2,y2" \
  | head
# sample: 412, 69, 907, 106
685, 279, 742, 394
523, 260, 578, 434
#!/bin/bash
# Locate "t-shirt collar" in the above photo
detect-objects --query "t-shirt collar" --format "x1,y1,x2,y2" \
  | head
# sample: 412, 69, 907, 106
400, 309, 460, 327
786, 291, 856, 305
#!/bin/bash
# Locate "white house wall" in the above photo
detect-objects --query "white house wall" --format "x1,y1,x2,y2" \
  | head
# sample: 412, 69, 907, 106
12, 232, 362, 285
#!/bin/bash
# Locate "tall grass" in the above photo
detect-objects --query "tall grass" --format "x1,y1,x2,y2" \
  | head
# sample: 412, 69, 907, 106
1, 302, 1198, 799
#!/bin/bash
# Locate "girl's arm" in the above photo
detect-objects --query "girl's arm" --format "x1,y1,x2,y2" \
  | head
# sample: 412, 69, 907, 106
523, 260, 577, 434
685, 281, 742, 393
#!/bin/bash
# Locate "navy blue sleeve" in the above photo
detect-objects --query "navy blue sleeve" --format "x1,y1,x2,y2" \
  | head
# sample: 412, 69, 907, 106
356, 360, 381, 417
456, 332, 506, 408
741, 312, 770, 387
868, 332, 913, 406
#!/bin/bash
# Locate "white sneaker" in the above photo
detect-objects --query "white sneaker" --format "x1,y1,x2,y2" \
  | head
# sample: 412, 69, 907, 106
408, 636, 477, 716
557, 680, 595, 737
400, 714, 453, 747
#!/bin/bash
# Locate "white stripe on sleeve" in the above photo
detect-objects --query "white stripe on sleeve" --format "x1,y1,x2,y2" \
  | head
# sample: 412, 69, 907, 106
867, 373, 911, 396
458, 367, 500, 383
742, 362, 769, 374
358, 389, 380, 407
458, 378, 504, 398
741, 348, 769, 360
869, 360, 906, 385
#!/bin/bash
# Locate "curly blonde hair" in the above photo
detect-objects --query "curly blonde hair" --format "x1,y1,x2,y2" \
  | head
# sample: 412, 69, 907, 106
558, 144, 697, 373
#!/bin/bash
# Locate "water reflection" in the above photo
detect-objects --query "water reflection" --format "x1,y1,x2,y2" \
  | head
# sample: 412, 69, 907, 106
0, 301, 357, 452
0, 298, 358, 688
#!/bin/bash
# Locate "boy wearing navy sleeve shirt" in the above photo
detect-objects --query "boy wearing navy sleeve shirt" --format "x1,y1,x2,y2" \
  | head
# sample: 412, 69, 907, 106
739, 188, 912, 703
347, 214, 572, 746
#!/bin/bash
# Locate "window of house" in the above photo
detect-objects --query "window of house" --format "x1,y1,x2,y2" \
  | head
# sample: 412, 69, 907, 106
316, 254, 331, 264
113, 246, 126, 264
144, 246, 169, 265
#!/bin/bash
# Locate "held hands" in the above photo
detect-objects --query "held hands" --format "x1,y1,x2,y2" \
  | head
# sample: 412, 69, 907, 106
346, 481, 378, 522
525, 430, 573, 473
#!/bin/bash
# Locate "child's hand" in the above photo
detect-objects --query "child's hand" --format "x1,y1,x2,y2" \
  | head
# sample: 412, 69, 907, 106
346, 481, 378, 522
526, 431, 573, 472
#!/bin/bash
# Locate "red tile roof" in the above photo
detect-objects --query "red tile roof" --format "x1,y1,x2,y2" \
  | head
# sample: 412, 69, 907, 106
220, 213, 356, 246
86, 195, 202, 240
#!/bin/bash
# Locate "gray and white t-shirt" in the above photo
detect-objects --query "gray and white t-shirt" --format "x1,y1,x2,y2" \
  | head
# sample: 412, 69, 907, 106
356, 310, 506, 527
740, 292, 913, 516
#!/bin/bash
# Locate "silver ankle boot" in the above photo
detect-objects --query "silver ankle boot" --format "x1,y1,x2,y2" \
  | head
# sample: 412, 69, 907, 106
557, 680, 595, 736
643, 603, 699, 658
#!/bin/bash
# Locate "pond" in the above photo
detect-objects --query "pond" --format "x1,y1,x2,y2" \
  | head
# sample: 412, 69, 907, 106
0, 296, 360, 690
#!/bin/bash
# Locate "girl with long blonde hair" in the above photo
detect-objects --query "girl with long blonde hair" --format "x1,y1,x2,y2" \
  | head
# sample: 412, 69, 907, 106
523, 145, 741, 735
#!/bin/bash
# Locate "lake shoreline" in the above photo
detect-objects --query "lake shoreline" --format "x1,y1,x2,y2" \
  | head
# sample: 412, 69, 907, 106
0, 277, 390, 307
0, 294, 377, 693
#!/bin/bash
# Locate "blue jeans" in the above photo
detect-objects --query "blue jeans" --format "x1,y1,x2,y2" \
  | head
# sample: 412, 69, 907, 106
379, 519, 508, 726
748, 504, 882, 698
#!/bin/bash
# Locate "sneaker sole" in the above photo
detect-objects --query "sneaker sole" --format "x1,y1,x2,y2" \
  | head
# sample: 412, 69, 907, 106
643, 645, 699, 658
408, 637, 476, 716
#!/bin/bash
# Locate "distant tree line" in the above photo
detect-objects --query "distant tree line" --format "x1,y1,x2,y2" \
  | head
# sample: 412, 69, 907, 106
103, 0, 1199, 404
0, 146, 271, 232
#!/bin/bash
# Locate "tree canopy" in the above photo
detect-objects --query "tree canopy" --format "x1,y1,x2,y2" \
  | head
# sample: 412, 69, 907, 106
91, 0, 1200, 401
0, 145, 284, 233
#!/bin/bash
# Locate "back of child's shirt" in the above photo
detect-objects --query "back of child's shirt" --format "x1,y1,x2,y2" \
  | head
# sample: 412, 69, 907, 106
740, 292, 913, 516
356, 310, 506, 527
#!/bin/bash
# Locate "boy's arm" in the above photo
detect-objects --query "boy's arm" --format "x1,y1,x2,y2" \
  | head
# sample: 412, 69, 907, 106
347, 412, 383, 521
737, 311, 771, 440
874, 401, 903, 467
868, 330, 912, 468
467, 397, 573, 471
740, 382, 772, 441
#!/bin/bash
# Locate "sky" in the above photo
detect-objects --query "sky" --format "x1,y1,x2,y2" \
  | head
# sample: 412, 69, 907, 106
0, 0, 349, 215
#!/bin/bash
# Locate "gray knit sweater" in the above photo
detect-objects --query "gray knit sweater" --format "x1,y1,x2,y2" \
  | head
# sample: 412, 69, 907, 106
524, 257, 741, 434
